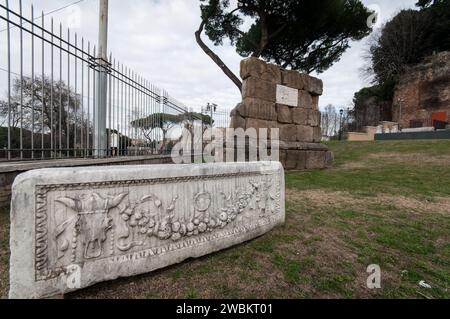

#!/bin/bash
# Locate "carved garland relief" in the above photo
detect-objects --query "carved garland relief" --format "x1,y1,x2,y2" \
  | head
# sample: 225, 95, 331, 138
35, 171, 282, 281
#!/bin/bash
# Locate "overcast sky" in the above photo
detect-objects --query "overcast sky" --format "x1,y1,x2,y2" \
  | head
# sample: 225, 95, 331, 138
1, 0, 418, 113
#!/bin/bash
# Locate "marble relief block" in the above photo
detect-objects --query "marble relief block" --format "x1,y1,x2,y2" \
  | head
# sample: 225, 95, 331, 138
9, 162, 285, 298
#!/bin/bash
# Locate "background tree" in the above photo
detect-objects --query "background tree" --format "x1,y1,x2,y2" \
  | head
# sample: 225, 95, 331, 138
366, 10, 431, 84
321, 105, 339, 138
131, 112, 214, 153
179, 112, 213, 136
354, 0, 449, 131
0, 76, 88, 153
366, 0, 449, 84
131, 112, 213, 145
321, 104, 352, 138
130, 113, 179, 150
1, 76, 81, 134
196, 0, 372, 91
416, 0, 450, 55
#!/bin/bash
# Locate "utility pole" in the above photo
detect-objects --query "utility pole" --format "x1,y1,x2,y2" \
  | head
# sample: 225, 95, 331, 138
94, 0, 109, 157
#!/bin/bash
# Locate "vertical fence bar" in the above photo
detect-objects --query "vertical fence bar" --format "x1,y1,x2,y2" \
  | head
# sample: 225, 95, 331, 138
107, 53, 112, 156
91, 45, 97, 156
59, 23, 62, 158
131, 71, 135, 155
114, 60, 118, 157
155, 86, 158, 152
50, 18, 54, 158
124, 66, 128, 156
81, 37, 84, 157
120, 63, 124, 156
117, 64, 120, 156
5, 0, 11, 160
137, 73, 140, 155
86, 41, 90, 155
153, 83, 156, 152
112, 60, 115, 156
149, 82, 153, 153
31, 5, 35, 159
150, 82, 153, 152
142, 77, 146, 154
74, 33, 78, 157
19, 0, 24, 159
145, 78, 148, 154
41, 12, 45, 159
116, 61, 120, 156
137, 75, 140, 154
124, 67, 128, 156
146, 81, 150, 153
131, 71, 134, 154
152, 83, 156, 153
67, 28, 70, 157
139, 75, 143, 155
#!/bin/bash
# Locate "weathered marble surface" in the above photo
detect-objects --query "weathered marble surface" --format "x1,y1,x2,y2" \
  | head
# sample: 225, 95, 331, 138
9, 162, 285, 299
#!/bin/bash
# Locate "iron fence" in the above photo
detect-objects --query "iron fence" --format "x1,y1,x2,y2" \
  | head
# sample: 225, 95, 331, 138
201, 104, 230, 130
0, 0, 208, 162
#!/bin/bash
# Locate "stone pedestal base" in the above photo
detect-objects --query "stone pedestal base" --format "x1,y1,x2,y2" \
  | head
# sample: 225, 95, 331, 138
279, 143, 333, 170
221, 142, 333, 171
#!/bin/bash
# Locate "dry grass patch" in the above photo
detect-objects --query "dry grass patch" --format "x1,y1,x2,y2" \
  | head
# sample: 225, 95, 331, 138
286, 189, 450, 298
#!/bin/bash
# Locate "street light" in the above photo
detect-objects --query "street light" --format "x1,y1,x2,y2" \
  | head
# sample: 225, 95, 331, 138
205, 103, 218, 127
339, 109, 344, 141
397, 98, 403, 130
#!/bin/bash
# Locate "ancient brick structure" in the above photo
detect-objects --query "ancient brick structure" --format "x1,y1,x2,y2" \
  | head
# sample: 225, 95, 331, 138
230, 57, 333, 170
393, 51, 450, 128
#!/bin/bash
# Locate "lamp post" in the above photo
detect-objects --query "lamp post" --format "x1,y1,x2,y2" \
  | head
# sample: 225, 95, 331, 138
201, 102, 217, 147
397, 98, 403, 130
94, 0, 109, 157
205, 103, 217, 128
207, 103, 217, 121
339, 109, 344, 141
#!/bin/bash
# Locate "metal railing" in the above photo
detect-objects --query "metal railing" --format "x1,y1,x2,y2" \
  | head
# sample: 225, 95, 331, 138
0, 0, 201, 161
201, 104, 230, 130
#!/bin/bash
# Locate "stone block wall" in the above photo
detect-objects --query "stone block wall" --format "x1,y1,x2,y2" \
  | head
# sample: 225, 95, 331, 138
230, 57, 333, 170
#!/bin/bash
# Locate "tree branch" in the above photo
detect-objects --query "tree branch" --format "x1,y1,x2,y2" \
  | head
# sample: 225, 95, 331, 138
268, 23, 287, 41
195, 20, 242, 92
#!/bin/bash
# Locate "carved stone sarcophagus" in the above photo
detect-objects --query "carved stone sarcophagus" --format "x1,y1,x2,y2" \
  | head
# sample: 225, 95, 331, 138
9, 162, 285, 298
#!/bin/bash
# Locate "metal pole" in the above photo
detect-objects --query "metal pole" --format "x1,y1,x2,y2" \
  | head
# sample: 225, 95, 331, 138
94, 0, 109, 157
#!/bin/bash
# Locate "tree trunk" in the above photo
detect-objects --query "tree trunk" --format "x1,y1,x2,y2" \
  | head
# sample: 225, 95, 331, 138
195, 21, 242, 93
252, 12, 269, 58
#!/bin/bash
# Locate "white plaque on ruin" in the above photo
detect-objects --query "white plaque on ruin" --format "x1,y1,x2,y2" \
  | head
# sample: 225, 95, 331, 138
9, 162, 285, 299
276, 85, 299, 107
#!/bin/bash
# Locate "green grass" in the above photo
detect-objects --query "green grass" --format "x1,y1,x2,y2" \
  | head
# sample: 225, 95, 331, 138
0, 140, 449, 299
286, 140, 450, 198
328, 140, 450, 166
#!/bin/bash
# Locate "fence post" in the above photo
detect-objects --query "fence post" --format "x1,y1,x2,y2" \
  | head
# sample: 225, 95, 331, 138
94, 0, 109, 157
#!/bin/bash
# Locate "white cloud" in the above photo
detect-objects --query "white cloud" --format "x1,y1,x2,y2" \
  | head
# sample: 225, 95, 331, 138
0, 0, 419, 115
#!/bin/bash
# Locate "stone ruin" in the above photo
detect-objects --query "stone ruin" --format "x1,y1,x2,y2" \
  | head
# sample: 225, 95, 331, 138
230, 57, 333, 170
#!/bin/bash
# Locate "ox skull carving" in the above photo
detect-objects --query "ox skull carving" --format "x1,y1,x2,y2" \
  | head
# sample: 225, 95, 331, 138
56, 193, 128, 259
